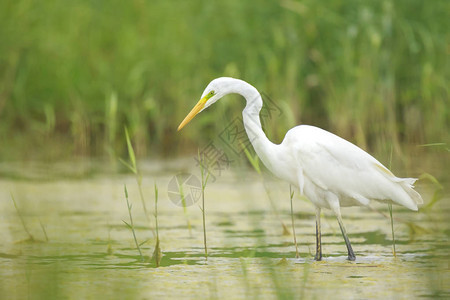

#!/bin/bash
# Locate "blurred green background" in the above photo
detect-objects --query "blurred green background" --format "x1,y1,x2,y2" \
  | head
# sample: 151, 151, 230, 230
0, 0, 448, 160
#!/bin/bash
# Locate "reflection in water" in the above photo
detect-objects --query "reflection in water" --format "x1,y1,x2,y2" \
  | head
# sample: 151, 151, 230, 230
0, 161, 448, 299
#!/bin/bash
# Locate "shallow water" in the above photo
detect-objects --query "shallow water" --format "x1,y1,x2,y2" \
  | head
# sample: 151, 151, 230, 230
0, 159, 448, 299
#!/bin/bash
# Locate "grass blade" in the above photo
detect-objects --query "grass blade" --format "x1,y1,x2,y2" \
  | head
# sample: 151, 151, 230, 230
123, 185, 144, 261
124, 127, 137, 173
152, 182, 162, 267
388, 145, 396, 257
289, 185, 299, 258
388, 203, 396, 257
198, 150, 208, 260
120, 126, 152, 227
10, 192, 35, 242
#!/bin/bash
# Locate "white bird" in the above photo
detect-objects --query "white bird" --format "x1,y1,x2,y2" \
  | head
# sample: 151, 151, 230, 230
178, 77, 423, 261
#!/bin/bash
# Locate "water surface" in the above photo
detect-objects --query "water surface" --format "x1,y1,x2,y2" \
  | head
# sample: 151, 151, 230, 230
0, 159, 448, 299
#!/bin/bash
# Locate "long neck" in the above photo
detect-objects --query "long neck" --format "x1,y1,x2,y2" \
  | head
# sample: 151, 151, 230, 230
225, 79, 278, 172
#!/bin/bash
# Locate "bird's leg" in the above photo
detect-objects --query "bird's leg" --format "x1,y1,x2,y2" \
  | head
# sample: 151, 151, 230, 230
314, 207, 322, 261
336, 213, 356, 261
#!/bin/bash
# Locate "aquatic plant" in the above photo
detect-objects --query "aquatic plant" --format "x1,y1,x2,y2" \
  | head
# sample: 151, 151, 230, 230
387, 146, 397, 257
10, 192, 35, 242
388, 204, 396, 257
106, 221, 113, 255
152, 183, 162, 267
39, 220, 49, 242
119, 127, 150, 223
10, 192, 48, 243
198, 150, 210, 260
122, 185, 144, 261
105, 93, 118, 164
289, 185, 300, 258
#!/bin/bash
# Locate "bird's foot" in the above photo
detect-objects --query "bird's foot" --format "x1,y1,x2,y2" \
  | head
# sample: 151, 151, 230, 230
347, 254, 356, 261
314, 253, 322, 261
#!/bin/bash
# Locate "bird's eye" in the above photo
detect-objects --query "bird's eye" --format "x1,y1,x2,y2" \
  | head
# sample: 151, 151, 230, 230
209, 91, 215, 96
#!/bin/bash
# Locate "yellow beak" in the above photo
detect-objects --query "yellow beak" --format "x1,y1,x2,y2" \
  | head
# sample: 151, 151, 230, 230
177, 97, 206, 131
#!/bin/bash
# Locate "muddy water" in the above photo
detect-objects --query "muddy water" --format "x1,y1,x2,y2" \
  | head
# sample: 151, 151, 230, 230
0, 160, 448, 299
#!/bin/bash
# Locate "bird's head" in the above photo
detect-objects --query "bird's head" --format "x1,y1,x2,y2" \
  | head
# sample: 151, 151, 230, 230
177, 78, 230, 131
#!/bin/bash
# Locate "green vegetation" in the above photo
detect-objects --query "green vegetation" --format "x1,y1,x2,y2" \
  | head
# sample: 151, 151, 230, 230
388, 203, 396, 256
152, 183, 162, 267
10, 192, 35, 243
0, 0, 447, 160
388, 145, 396, 257
11, 192, 47, 243
120, 127, 151, 223
198, 150, 211, 260
289, 185, 300, 258
123, 185, 145, 261
0, 2, 447, 297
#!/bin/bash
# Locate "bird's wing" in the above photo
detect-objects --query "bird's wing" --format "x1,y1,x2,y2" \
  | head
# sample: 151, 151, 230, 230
285, 125, 420, 209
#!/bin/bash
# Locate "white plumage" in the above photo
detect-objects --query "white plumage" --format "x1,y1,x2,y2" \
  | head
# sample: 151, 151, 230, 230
281, 125, 422, 210
178, 77, 423, 260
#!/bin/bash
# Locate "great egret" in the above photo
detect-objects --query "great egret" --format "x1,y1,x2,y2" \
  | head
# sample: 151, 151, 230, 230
177, 77, 423, 261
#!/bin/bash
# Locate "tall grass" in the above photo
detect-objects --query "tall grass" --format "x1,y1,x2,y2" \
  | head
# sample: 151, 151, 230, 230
11, 192, 48, 243
0, 0, 447, 160
388, 203, 396, 257
388, 145, 396, 257
123, 185, 144, 261
289, 185, 300, 259
152, 183, 162, 267
10, 192, 35, 242
120, 127, 152, 226
198, 151, 210, 260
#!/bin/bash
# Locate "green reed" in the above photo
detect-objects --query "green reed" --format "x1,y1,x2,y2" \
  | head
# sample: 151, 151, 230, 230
123, 185, 144, 261
152, 183, 162, 267
119, 127, 151, 225
10, 192, 35, 242
39, 220, 49, 242
289, 185, 300, 258
198, 150, 210, 260
388, 145, 396, 257
0, 0, 447, 161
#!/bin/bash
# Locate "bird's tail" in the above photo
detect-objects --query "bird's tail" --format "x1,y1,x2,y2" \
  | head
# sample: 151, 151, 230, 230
395, 177, 423, 211
374, 163, 423, 210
